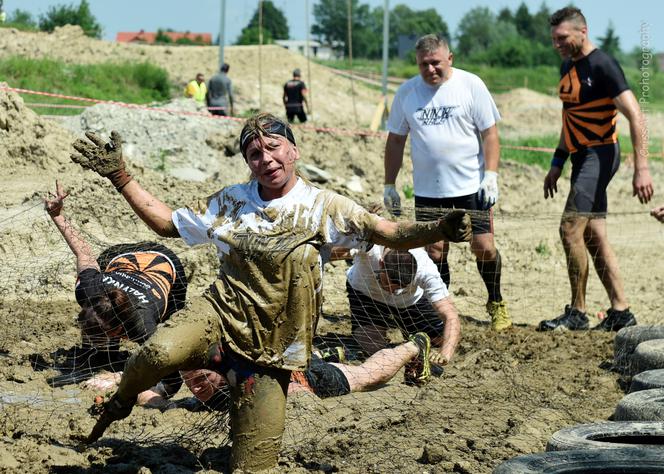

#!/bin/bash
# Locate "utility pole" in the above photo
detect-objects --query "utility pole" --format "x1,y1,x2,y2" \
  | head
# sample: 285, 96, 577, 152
381, 0, 390, 129
218, 0, 226, 68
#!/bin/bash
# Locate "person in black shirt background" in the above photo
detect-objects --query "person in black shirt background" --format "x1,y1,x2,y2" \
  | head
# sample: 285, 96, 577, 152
283, 68, 310, 123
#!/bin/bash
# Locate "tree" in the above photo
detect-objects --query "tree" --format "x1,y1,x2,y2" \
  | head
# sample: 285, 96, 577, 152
513, 2, 534, 39
311, 0, 378, 57
531, 3, 553, 46
236, 27, 274, 45
387, 4, 449, 58
236, 0, 288, 45
38, 0, 102, 38
6, 9, 38, 30
497, 7, 513, 24
598, 22, 621, 57
455, 7, 496, 57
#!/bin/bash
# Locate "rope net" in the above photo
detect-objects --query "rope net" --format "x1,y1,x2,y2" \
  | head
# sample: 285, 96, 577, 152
2, 193, 663, 470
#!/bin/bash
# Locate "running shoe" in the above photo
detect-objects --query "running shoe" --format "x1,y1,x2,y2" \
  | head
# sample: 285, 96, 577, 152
592, 308, 637, 332
537, 305, 589, 331
404, 332, 432, 386
487, 300, 512, 331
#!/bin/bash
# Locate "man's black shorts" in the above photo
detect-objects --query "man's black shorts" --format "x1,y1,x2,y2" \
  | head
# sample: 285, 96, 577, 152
565, 142, 620, 216
303, 354, 350, 398
414, 192, 493, 235
286, 105, 307, 123
347, 282, 444, 339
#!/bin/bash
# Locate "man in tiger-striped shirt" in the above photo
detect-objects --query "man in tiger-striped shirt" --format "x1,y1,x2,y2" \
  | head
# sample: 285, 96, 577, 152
539, 7, 654, 332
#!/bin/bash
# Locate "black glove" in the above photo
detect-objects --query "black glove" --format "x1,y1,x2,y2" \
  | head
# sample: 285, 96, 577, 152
71, 131, 132, 192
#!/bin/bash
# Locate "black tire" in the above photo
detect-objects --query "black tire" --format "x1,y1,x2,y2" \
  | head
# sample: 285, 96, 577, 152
493, 448, 664, 473
613, 389, 664, 422
614, 326, 664, 374
546, 421, 664, 451
631, 339, 664, 376
630, 369, 664, 393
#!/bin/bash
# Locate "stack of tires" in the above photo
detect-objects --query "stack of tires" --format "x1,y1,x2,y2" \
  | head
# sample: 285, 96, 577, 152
494, 326, 664, 473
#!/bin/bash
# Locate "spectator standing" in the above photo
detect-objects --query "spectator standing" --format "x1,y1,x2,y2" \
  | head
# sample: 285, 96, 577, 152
207, 63, 234, 116
184, 73, 207, 106
283, 68, 309, 123
383, 34, 511, 331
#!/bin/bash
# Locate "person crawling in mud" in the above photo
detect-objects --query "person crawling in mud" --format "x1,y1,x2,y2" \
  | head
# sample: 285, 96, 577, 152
70, 113, 471, 472
43, 181, 187, 399
136, 332, 436, 411
332, 244, 460, 369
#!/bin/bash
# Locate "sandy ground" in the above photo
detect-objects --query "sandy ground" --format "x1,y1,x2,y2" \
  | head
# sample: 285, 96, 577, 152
1, 27, 664, 473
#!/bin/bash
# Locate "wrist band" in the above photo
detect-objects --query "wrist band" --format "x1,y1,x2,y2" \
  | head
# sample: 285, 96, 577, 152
551, 148, 569, 169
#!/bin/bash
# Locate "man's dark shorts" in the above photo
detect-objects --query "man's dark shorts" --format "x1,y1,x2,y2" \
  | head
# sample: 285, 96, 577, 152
415, 192, 493, 235
208, 108, 227, 116
303, 354, 350, 398
347, 282, 444, 340
286, 106, 307, 123
565, 143, 620, 216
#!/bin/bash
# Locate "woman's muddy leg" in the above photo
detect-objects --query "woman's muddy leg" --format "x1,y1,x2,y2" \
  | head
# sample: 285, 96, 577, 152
229, 368, 291, 472
115, 297, 222, 404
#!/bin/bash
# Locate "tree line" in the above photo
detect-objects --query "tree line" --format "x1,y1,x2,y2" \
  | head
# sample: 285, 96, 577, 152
2, 0, 653, 70
238, 0, 652, 70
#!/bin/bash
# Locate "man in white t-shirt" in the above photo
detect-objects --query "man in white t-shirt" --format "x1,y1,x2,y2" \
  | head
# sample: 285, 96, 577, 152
383, 34, 511, 331
339, 245, 460, 368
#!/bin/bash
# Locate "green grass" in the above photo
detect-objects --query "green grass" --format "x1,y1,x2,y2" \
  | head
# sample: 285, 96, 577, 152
0, 56, 171, 115
502, 134, 663, 169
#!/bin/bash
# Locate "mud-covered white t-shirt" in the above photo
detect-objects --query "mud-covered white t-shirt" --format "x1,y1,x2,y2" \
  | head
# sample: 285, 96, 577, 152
172, 178, 380, 370
387, 68, 500, 198
346, 245, 448, 308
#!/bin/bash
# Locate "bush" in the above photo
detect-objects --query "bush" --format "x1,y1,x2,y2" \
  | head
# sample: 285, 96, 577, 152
38, 0, 102, 38
2, 9, 39, 31
0, 57, 172, 115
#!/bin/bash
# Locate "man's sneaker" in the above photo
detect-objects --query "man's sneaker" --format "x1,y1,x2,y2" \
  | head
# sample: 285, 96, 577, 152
404, 332, 431, 386
537, 305, 589, 331
487, 300, 512, 331
592, 308, 637, 332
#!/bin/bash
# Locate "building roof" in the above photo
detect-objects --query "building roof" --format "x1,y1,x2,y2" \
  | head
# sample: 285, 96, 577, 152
116, 30, 212, 44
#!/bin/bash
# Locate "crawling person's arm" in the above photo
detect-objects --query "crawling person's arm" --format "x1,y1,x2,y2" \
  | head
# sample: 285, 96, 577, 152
44, 180, 99, 273
430, 297, 460, 367
71, 131, 179, 238
371, 210, 472, 249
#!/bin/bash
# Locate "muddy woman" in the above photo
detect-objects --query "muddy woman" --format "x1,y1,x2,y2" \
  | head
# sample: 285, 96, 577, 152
70, 113, 471, 472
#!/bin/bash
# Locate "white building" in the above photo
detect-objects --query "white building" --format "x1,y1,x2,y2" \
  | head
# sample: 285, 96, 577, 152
275, 39, 343, 60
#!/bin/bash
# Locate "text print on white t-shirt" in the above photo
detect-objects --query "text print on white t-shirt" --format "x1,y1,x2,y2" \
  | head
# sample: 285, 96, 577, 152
416, 105, 459, 126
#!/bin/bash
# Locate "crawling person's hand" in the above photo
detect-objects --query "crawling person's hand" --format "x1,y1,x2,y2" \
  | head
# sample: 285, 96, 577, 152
429, 352, 449, 367
44, 180, 69, 218
71, 131, 133, 192
651, 205, 664, 223
81, 372, 122, 392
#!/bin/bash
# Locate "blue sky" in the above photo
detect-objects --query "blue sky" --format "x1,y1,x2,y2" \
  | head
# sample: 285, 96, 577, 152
6, 0, 663, 52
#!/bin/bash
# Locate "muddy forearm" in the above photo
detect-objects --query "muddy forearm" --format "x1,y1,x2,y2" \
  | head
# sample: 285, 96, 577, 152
372, 215, 470, 249
120, 180, 179, 238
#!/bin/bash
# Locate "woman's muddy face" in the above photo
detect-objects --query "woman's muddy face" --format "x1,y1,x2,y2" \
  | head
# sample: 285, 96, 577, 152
244, 135, 299, 200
